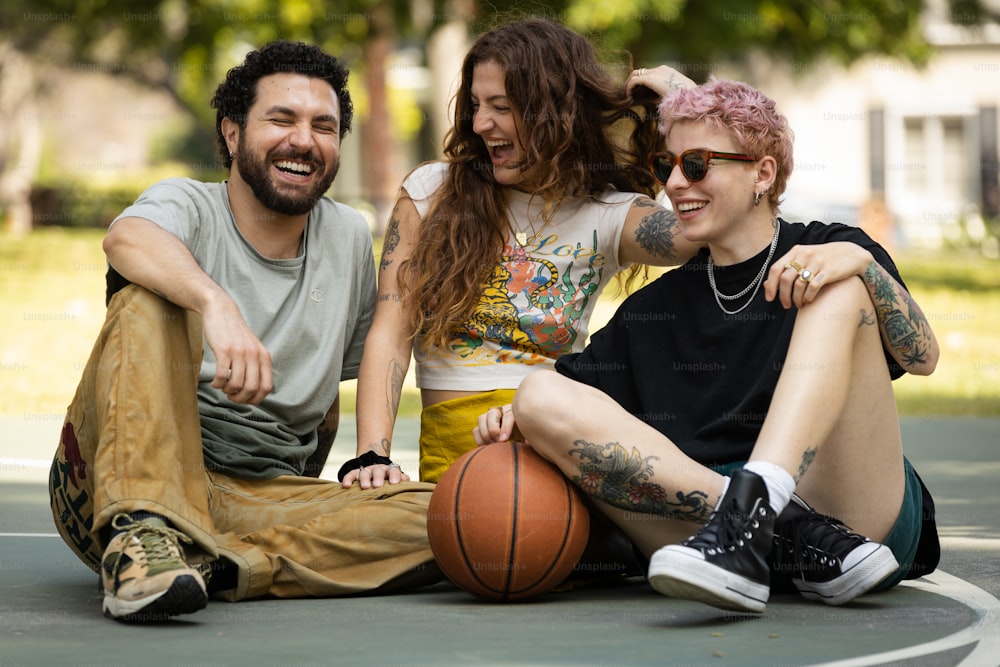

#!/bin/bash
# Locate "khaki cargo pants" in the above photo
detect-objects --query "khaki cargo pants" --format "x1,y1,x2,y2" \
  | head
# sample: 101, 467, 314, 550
49, 285, 439, 600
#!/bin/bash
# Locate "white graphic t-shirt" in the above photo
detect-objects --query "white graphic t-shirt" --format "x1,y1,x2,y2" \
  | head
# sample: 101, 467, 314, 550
403, 161, 641, 391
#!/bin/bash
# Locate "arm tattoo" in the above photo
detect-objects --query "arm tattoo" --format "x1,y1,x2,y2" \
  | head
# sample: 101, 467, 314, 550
796, 447, 818, 483
379, 217, 401, 271
864, 262, 897, 305
665, 71, 694, 91
366, 437, 391, 457
569, 439, 712, 522
633, 200, 679, 261
305, 398, 340, 477
862, 262, 930, 368
386, 359, 404, 418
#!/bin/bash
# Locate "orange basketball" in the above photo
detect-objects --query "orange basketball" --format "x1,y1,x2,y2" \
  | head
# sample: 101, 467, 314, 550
426, 441, 590, 602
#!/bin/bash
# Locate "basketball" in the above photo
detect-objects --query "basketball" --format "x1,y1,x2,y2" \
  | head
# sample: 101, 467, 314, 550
426, 441, 590, 602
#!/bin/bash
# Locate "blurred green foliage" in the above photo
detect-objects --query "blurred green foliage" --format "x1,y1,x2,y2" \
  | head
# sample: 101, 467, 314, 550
4, 0, 1000, 230
7, 0, 997, 124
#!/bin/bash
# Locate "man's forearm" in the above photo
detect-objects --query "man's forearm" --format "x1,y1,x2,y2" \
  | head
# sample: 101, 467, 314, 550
104, 216, 227, 315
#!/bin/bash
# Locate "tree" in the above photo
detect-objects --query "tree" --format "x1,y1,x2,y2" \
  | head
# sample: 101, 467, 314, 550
3, 0, 997, 232
0, 0, 450, 232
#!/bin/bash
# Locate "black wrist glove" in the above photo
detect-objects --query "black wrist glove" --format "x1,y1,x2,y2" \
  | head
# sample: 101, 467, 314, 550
337, 451, 394, 482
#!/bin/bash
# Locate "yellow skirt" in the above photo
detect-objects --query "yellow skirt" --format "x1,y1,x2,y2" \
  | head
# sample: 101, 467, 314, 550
419, 389, 517, 483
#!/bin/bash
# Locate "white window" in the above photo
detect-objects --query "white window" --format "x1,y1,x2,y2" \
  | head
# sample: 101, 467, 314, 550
888, 112, 979, 246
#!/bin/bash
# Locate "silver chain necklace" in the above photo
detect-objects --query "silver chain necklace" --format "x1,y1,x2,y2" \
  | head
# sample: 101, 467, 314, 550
707, 221, 780, 315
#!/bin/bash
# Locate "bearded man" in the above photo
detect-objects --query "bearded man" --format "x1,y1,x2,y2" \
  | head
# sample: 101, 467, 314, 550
49, 41, 439, 623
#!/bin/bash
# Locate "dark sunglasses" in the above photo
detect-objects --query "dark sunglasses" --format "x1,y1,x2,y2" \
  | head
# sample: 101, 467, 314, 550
649, 149, 756, 184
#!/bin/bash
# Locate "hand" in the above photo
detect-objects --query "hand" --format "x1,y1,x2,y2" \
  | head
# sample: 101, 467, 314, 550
473, 404, 517, 446
202, 296, 273, 404
341, 463, 410, 489
764, 242, 873, 309
626, 65, 696, 98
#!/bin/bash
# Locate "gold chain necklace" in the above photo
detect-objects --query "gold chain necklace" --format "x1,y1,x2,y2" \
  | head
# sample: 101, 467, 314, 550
511, 200, 562, 247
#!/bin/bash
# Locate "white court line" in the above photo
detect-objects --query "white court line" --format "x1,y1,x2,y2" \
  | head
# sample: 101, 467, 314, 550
4, 505, 999, 665
808, 569, 1000, 667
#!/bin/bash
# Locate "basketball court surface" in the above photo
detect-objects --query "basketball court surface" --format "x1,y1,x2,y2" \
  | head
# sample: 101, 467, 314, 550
2, 416, 998, 666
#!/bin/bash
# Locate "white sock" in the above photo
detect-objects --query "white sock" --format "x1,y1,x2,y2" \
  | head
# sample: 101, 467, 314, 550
712, 475, 732, 512
742, 461, 795, 515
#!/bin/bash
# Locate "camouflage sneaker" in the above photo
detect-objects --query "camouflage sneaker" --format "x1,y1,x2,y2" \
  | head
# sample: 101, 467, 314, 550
101, 514, 208, 622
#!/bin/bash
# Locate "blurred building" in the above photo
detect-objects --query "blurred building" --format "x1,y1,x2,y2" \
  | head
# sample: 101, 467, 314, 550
732, 2, 1000, 253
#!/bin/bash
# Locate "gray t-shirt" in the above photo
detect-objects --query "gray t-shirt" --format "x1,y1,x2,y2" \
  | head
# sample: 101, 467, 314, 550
114, 178, 375, 478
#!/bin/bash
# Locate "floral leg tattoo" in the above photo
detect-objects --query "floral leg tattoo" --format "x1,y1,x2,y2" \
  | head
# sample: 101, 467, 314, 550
569, 439, 712, 523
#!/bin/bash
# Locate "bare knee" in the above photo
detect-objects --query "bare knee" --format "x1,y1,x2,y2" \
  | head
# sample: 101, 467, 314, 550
513, 370, 578, 458
512, 370, 569, 432
801, 276, 870, 320
795, 276, 880, 347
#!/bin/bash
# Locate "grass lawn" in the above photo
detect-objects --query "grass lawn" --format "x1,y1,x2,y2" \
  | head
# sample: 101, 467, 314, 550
2, 228, 998, 419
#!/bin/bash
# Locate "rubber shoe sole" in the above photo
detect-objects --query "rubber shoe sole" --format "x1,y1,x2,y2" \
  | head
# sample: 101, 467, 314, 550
648, 545, 769, 613
103, 573, 208, 622
795, 542, 899, 606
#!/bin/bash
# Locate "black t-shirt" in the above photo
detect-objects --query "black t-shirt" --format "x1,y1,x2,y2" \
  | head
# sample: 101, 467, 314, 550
556, 219, 905, 467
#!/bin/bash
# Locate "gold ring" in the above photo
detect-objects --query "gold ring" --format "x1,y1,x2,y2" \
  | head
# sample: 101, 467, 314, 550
639, 68, 646, 76
799, 268, 813, 283
786, 261, 802, 272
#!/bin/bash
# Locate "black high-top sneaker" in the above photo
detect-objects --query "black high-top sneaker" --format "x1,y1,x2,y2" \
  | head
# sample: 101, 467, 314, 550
648, 469, 774, 613
770, 495, 899, 605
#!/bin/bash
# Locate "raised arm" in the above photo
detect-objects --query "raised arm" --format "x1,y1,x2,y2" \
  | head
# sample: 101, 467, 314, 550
618, 65, 700, 267
626, 64, 697, 98
346, 193, 421, 489
104, 217, 273, 403
764, 241, 938, 376
619, 197, 701, 267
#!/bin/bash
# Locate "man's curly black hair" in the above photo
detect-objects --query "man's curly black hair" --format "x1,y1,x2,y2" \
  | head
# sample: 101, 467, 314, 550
210, 40, 354, 169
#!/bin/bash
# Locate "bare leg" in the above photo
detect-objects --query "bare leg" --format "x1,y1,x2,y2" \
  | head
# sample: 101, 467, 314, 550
513, 371, 725, 555
751, 277, 905, 541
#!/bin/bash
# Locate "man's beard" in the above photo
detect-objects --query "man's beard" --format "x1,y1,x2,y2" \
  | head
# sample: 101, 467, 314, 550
236, 134, 339, 216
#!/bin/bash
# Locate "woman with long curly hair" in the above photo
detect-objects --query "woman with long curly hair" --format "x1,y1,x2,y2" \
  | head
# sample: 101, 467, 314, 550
345, 18, 697, 490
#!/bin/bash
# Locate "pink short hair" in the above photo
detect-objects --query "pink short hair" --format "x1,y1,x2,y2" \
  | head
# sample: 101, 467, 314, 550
658, 79, 794, 209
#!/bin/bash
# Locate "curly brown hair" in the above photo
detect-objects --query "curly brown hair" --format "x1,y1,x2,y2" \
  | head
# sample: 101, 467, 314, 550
399, 19, 661, 349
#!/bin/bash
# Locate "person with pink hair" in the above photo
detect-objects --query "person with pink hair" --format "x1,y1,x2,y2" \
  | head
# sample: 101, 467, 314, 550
475, 78, 940, 613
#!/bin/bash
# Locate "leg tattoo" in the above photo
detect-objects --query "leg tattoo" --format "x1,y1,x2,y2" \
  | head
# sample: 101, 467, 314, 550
569, 439, 711, 522
796, 446, 818, 483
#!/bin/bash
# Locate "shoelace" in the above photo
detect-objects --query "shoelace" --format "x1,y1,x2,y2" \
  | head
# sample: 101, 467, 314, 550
776, 513, 865, 568
110, 515, 194, 564
686, 498, 763, 555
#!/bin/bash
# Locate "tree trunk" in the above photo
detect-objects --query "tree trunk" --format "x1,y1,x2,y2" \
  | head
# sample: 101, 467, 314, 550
427, 18, 470, 156
0, 46, 43, 235
362, 3, 397, 236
